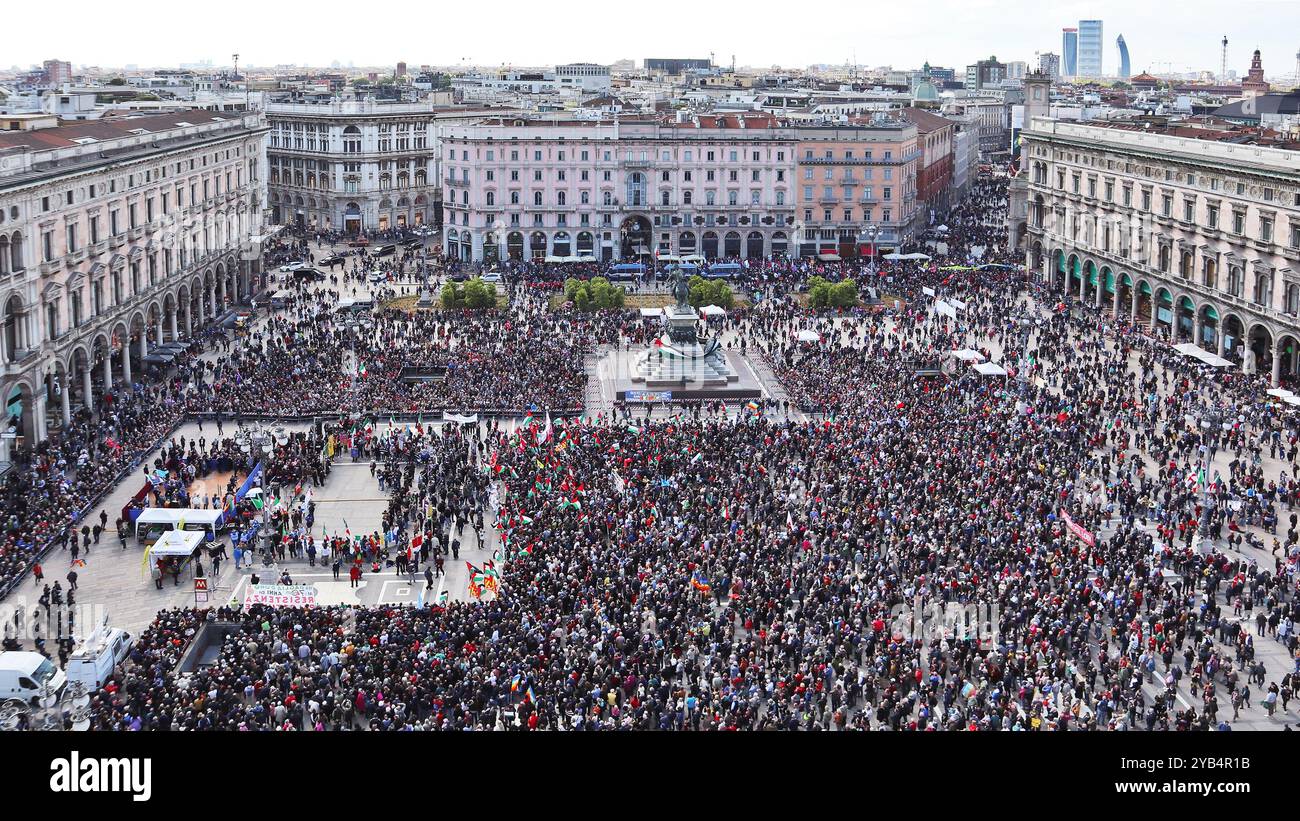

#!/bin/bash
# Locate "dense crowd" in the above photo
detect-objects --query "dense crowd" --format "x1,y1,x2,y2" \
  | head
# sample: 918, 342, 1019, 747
18, 175, 1300, 730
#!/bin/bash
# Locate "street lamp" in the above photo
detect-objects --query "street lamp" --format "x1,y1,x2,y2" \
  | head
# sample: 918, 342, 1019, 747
236, 423, 290, 560
1196, 408, 1223, 546
858, 224, 879, 275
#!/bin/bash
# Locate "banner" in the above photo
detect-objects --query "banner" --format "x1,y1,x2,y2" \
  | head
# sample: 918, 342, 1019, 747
1060, 509, 1095, 547
243, 583, 318, 609
626, 390, 673, 402
444, 413, 479, 424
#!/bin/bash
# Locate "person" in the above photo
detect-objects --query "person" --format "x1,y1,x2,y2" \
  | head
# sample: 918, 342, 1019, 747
332, 556, 342, 581
32, 563, 43, 585
117, 518, 129, 550
424, 565, 434, 591
349, 563, 361, 588
151, 562, 163, 590
233, 544, 243, 570
434, 554, 444, 577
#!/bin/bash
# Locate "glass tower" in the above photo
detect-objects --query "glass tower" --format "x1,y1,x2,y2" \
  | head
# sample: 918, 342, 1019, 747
1078, 20, 1103, 78
1062, 28, 1078, 77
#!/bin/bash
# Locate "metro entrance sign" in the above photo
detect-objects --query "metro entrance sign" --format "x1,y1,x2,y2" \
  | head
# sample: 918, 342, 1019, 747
194, 576, 209, 604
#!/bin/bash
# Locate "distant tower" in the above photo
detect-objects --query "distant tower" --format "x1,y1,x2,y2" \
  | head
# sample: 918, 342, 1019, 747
1294, 47, 1300, 89
1116, 34, 1131, 79
1242, 48, 1270, 95
1221, 36, 1229, 84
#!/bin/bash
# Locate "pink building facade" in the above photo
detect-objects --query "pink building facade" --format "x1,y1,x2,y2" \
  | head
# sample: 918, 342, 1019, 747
441, 114, 920, 263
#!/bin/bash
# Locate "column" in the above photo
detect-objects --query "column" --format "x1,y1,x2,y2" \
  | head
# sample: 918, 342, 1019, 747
59, 377, 70, 426
32, 394, 47, 443
1112, 285, 1121, 315
1078, 271, 1085, 301
138, 330, 148, 359
82, 362, 93, 409
185, 303, 193, 337
169, 309, 178, 342
1094, 280, 1104, 309
1272, 348, 1282, 386
1216, 326, 1226, 357
121, 342, 132, 386
102, 352, 113, 390
209, 287, 218, 318
1130, 288, 1138, 319
156, 317, 164, 345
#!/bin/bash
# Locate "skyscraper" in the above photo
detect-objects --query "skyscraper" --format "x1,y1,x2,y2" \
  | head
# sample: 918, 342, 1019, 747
1116, 35, 1130, 79
1037, 52, 1061, 80
1062, 28, 1078, 77
1077, 20, 1103, 78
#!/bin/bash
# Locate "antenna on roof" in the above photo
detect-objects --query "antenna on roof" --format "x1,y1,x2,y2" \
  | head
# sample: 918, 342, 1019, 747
1221, 36, 1229, 85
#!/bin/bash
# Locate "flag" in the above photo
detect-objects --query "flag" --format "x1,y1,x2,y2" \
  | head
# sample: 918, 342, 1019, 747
436, 590, 449, 605
343, 518, 352, 540
524, 685, 537, 704
691, 571, 712, 594
627, 425, 642, 436
539, 412, 552, 445
358, 362, 368, 377
511, 674, 522, 693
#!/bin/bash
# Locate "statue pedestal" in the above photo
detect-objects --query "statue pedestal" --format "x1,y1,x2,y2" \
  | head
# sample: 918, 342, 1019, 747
632, 305, 740, 388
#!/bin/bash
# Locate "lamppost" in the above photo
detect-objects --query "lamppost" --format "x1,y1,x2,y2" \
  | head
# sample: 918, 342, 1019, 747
236, 423, 290, 559
858, 224, 879, 276
1196, 408, 1224, 546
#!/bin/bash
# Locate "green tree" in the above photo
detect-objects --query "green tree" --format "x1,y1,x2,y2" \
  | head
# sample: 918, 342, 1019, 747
462, 277, 493, 309
830, 280, 858, 308
440, 282, 459, 308
807, 277, 832, 310
563, 277, 583, 303
107, 77, 126, 86
574, 286, 593, 312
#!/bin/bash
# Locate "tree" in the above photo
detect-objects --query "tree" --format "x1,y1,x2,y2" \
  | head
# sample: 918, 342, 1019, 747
462, 277, 493, 309
830, 280, 858, 308
440, 282, 459, 309
806, 276, 833, 310
108, 77, 126, 86
563, 277, 583, 303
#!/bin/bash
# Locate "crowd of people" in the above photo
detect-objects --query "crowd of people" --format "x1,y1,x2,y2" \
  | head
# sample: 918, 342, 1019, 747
15, 174, 1300, 731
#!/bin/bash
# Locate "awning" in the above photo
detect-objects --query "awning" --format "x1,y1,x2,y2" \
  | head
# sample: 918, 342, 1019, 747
972, 362, 1008, 376
146, 529, 205, 558
1267, 388, 1294, 399
639, 307, 665, 318
817, 253, 842, 262
699, 305, 726, 316
951, 349, 985, 362
884, 252, 931, 261
657, 254, 681, 263
1171, 342, 1232, 369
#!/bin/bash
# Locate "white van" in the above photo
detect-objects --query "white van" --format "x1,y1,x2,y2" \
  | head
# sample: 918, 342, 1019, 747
0, 651, 67, 706
65, 626, 133, 690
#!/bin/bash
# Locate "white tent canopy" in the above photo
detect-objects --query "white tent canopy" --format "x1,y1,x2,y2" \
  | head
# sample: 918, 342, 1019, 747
657, 254, 681, 263
134, 507, 224, 536
972, 362, 1008, 376
1172, 342, 1232, 369
147, 529, 205, 557
1267, 388, 1294, 399
883, 252, 931, 261
1285, 395, 1300, 408
951, 349, 986, 362
699, 304, 726, 316
796, 329, 821, 343
681, 254, 707, 263
639, 307, 665, 318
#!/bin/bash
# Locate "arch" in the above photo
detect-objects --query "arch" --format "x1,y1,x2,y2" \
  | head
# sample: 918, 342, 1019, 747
1, 377, 38, 445
679, 231, 697, 253
552, 231, 571, 257
771, 231, 788, 256
506, 231, 524, 260
1277, 333, 1300, 385
3, 293, 25, 362
576, 231, 594, 256
1247, 322, 1275, 378
702, 231, 720, 259
529, 231, 547, 259
746, 230, 764, 259
723, 231, 742, 258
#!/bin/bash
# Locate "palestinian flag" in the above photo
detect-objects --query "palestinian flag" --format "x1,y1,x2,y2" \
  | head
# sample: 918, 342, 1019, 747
627, 425, 642, 436
652, 337, 684, 357
436, 590, 449, 605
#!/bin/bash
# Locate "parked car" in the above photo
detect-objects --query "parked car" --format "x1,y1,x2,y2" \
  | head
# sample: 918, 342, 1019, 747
320, 254, 345, 266
348, 238, 370, 247
480, 272, 502, 284
374, 244, 398, 257
278, 261, 307, 272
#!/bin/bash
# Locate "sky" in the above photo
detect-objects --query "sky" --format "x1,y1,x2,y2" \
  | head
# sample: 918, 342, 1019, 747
8, 0, 1300, 79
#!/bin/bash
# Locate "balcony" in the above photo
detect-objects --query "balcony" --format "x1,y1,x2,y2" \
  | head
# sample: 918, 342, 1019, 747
444, 177, 470, 188
39, 259, 61, 276
109, 234, 126, 248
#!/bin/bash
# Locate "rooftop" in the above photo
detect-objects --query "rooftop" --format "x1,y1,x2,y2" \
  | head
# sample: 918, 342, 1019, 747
0, 110, 244, 150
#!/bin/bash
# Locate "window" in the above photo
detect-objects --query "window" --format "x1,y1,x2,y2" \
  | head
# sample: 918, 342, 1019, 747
775, 191, 785, 206
486, 192, 495, 206
803, 186, 813, 201
42, 231, 53, 262
683, 191, 692, 205
509, 191, 519, 205
1261, 216, 1273, 243
1232, 211, 1245, 234
1207, 205, 1218, 229
534, 191, 543, 206
1183, 199, 1194, 222
557, 191, 566, 206
1161, 195, 1172, 217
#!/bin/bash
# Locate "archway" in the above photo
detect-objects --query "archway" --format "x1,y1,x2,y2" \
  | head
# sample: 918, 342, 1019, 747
1067, 254, 1081, 296
1116, 272, 1132, 317
2, 294, 25, 362
1221, 313, 1245, 359
1153, 288, 1174, 336
1278, 334, 1300, 387
679, 232, 697, 255
344, 202, 363, 235
507, 232, 524, 260
746, 231, 764, 259
2, 379, 36, 450
553, 231, 571, 257
576, 232, 594, 257
1247, 324, 1274, 379
1052, 250, 1067, 292
771, 231, 788, 257
529, 231, 547, 260
482, 232, 499, 265
701, 231, 719, 259
619, 216, 652, 260
1198, 304, 1219, 352
1175, 295, 1195, 342
723, 231, 741, 258
1136, 280, 1153, 323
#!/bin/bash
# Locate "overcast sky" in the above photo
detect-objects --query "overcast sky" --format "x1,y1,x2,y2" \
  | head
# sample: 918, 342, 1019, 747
9, 0, 1300, 79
